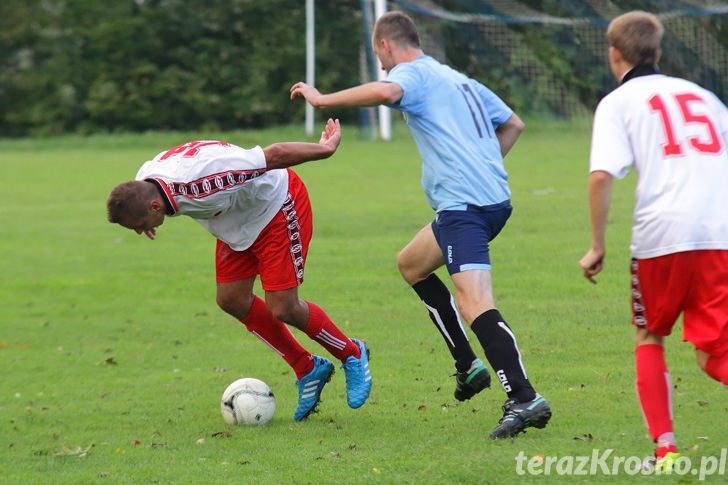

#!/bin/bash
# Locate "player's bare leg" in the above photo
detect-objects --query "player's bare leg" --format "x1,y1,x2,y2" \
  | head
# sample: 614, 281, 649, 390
450, 269, 494, 324
398, 224, 444, 285
398, 224, 489, 400
264, 287, 310, 329
696, 349, 710, 370
216, 278, 257, 320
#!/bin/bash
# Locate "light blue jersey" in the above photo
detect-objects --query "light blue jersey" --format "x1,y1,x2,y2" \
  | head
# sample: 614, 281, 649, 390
384, 55, 513, 212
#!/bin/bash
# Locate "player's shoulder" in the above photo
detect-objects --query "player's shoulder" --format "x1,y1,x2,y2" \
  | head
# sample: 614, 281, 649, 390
596, 75, 666, 111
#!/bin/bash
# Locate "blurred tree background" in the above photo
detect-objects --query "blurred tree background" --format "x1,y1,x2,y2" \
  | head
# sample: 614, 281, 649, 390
0, 0, 362, 136
1, 0, 726, 137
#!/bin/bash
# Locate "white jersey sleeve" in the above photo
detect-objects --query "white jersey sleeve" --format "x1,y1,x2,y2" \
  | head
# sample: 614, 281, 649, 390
136, 140, 288, 250
590, 96, 633, 179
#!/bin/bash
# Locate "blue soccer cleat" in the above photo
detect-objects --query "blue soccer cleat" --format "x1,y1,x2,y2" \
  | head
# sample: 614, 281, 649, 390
294, 356, 334, 421
341, 339, 372, 409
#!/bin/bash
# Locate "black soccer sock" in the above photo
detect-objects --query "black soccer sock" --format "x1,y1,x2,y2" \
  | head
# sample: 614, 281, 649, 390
412, 274, 477, 372
471, 309, 536, 403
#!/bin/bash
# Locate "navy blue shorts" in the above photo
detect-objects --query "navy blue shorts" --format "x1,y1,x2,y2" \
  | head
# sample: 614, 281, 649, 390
431, 200, 512, 275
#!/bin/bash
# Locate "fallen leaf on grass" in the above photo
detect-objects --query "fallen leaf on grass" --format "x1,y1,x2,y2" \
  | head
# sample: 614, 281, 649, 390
417, 405, 427, 411
55, 444, 94, 458
573, 433, 593, 441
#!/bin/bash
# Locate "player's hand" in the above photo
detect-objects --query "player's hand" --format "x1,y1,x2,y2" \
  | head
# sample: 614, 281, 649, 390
290, 81, 322, 107
319, 118, 341, 154
579, 248, 604, 284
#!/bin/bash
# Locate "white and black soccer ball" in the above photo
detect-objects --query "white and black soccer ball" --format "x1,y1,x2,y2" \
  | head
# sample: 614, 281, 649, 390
220, 378, 276, 426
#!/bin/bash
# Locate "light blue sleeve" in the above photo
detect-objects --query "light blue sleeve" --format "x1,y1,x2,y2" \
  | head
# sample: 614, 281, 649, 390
383, 63, 426, 115
472, 80, 513, 128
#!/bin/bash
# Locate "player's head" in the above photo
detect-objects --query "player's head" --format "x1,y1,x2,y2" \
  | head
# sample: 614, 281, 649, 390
107, 181, 166, 234
372, 11, 421, 72
373, 11, 420, 48
607, 11, 663, 67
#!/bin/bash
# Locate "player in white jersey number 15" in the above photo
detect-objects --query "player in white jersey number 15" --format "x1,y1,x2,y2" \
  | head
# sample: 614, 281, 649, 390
580, 11, 728, 472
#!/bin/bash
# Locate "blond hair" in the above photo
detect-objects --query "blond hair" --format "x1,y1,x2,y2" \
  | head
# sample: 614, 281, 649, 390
607, 11, 663, 65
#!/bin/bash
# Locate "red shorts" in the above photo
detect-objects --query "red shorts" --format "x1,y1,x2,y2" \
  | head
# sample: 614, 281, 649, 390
631, 250, 728, 356
215, 170, 313, 291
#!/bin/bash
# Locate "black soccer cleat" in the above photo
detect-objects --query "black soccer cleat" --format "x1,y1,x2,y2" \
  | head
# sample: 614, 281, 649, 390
454, 358, 491, 401
489, 395, 552, 439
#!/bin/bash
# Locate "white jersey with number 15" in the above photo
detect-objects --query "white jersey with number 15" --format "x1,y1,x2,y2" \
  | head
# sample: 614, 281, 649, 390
590, 74, 728, 258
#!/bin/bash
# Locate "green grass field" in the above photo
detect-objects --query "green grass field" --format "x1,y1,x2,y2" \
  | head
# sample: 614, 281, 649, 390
1, 119, 726, 484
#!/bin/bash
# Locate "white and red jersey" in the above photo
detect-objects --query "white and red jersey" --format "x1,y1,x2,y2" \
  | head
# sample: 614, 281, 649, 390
136, 140, 288, 251
590, 73, 728, 258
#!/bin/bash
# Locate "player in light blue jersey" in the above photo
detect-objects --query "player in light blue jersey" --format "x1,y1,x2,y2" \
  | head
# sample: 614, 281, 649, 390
290, 11, 550, 439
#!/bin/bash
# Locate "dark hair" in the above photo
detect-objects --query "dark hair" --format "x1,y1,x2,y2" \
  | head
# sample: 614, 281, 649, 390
373, 11, 420, 48
107, 181, 156, 223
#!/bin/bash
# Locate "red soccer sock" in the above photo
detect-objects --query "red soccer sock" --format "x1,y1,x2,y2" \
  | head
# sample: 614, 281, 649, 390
302, 302, 360, 363
241, 296, 313, 379
635, 344, 674, 442
705, 352, 728, 385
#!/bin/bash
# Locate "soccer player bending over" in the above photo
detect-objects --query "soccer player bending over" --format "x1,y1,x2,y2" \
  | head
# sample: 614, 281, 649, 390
580, 11, 728, 471
107, 119, 372, 421
291, 11, 550, 438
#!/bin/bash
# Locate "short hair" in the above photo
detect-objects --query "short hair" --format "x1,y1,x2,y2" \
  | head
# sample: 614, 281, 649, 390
107, 180, 156, 224
607, 11, 663, 65
373, 11, 420, 48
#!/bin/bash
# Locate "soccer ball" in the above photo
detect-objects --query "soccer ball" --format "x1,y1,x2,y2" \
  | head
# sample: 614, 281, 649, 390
220, 378, 276, 426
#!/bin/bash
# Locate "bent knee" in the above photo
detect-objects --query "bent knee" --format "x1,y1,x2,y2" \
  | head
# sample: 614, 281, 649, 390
268, 306, 290, 323
216, 292, 253, 319
397, 251, 423, 285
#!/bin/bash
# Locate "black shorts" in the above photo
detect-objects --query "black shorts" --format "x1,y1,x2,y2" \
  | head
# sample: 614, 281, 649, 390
431, 200, 512, 275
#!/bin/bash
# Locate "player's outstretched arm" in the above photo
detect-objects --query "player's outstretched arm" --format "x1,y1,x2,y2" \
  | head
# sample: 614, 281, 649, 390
289, 81, 402, 109
262, 118, 341, 170
579, 170, 613, 284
